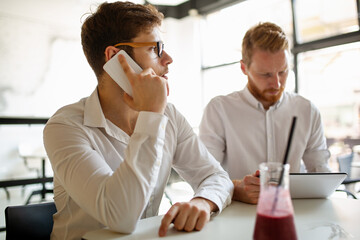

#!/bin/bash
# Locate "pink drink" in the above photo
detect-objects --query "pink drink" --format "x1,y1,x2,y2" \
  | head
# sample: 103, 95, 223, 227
253, 185, 297, 240
253, 213, 297, 240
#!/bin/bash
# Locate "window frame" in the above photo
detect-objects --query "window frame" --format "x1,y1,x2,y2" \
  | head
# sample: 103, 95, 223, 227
290, 0, 360, 92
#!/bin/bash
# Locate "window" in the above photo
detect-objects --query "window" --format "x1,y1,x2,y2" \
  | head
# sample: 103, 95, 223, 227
293, 0, 360, 143
200, 0, 293, 68
298, 42, 360, 138
294, 0, 359, 43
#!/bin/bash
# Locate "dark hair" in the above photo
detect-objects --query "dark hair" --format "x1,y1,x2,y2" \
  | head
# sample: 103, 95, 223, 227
81, 1, 164, 79
242, 22, 289, 67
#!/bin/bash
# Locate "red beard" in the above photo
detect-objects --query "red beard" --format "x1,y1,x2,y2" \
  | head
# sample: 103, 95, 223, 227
248, 80, 285, 106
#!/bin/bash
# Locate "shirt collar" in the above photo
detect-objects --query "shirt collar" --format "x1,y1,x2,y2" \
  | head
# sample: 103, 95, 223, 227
83, 88, 107, 128
243, 86, 260, 109
243, 85, 284, 111
83, 88, 130, 142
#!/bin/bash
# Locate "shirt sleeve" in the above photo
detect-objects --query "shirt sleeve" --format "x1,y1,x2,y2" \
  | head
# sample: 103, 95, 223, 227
169, 105, 233, 212
199, 98, 227, 165
302, 103, 331, 172
43, 111, 168, 233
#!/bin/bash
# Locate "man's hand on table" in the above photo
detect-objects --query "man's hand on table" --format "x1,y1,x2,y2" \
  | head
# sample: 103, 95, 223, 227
158, 197, 218, 237
232, 170, 260, 204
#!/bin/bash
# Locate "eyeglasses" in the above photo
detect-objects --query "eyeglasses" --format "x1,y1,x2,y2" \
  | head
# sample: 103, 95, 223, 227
114, 41, 164, 58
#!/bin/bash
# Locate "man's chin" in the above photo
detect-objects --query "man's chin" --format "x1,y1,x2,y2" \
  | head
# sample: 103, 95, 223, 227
265, 88, 284, 102
262, 92, 282, 104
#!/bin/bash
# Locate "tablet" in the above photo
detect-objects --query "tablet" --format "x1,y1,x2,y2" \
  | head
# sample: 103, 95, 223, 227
289, 173, 347, 199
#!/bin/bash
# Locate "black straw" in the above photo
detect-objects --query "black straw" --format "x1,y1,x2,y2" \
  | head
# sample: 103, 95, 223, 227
271, 116, 297, 213
278, 116, 297, 186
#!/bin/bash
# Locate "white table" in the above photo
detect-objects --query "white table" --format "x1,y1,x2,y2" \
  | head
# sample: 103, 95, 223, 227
352, 162, 360, 168
82, 198, 360, 240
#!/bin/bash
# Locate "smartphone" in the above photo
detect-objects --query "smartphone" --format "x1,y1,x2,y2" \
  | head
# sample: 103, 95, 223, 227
103, 50, 142, 96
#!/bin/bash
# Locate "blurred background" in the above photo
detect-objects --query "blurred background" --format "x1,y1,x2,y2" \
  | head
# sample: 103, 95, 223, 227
0, 0, 359, 237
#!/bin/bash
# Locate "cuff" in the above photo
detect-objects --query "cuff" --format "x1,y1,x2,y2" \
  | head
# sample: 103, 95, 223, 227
134, 111, 168, 139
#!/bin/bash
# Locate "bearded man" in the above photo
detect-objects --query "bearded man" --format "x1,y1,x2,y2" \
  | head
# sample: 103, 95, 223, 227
199, 22, 331, 204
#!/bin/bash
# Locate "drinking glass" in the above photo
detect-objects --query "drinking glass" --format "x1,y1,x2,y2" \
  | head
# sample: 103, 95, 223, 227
253, 162, 297, 240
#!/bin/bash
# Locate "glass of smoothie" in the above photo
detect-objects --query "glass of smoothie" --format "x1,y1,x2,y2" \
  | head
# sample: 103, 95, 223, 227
253, 162, 297, 240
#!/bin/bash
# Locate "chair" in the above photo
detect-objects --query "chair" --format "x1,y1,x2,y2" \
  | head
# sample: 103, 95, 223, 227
337, 153, 360, 198
5, 201, 56, 240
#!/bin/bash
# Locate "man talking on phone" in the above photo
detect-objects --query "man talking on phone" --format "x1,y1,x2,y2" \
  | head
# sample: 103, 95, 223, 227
43, 2, 233, 239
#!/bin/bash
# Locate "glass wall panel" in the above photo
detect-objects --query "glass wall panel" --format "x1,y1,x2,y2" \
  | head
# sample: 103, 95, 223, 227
294, 0, 358, 43
202, 63, 245, 107
298, 42, 360, 139
200, 0, 292, 67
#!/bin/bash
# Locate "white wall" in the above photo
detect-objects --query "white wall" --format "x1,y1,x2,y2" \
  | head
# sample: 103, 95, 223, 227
163, 16, 203, 128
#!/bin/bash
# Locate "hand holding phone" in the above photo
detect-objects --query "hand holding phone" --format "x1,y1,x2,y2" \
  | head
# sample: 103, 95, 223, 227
103, 50, 142, 96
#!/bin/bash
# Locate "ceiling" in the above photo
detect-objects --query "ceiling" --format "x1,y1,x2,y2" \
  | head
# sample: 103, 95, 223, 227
147, 0, 243, 19
0, 0, 243, 31
147, 0, 189, 6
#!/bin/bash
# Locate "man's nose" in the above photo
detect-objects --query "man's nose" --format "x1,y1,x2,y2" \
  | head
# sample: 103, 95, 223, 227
270, 74, 281, 89
162, 50, 173, 65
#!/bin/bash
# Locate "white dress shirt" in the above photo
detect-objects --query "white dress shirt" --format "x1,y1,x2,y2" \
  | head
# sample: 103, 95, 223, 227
199, 87, 331, 180
43, 88, 233, 240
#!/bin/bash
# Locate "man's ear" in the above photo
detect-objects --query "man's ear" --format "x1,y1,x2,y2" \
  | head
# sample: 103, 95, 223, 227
104, 46, 120, 62
240, 60, 248, 75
